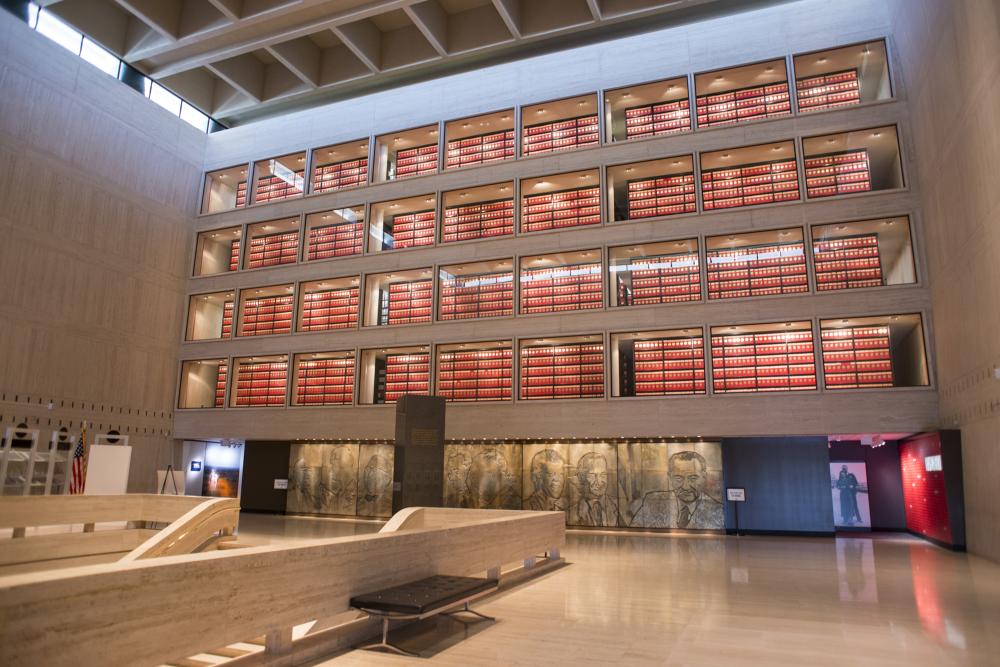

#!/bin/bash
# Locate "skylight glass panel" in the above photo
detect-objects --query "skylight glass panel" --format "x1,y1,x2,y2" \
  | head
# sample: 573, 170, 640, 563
80, 38, 120, 77
149, 83, 183, 116
35, 10, 83, 55
180, 103, 210, 132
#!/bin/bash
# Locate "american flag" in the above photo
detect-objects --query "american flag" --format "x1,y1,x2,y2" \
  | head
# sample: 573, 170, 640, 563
69, 424, 87, 494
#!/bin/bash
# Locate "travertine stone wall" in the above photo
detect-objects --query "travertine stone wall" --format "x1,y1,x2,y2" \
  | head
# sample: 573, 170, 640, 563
0, 10, 205, 490
887, 0, 1000, 561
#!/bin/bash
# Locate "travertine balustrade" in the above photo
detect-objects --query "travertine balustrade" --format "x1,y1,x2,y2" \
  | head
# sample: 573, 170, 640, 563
0, 506, 565, 667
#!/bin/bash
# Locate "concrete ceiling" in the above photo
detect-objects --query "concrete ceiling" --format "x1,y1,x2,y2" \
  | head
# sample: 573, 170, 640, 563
40, 0, 788, 126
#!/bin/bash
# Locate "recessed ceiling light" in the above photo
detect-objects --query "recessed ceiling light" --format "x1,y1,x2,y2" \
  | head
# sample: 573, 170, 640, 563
667, 84, 676, 91
836, 225, 847, 231
722, 153, 730, 158
462, 123, 471, 128
393, 137, 400, 142
501, 115, 510, 121
765, 66, 774, 73
841, 319, 848, 324
537, 108, 546, 114
715, 75, 723, 80
625, 168, 634, 173
873, 132, 882, 137
297, 157, 304, 163
425, 197, 433, 203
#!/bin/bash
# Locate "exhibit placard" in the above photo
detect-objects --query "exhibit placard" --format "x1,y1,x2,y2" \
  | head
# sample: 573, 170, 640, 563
273, 478, 288, 490
727, 487, 746, 502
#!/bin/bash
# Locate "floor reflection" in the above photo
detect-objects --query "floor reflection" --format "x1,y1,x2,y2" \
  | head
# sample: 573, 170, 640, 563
241, 515, 1000, 666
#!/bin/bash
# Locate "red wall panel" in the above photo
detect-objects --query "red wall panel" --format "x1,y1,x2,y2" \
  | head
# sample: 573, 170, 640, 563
899, 433, 953, 545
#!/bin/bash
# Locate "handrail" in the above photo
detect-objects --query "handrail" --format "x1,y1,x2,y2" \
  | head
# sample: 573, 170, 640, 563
120, 497, 240, 562
0, 494, 213, 530
0, 508, 565, 667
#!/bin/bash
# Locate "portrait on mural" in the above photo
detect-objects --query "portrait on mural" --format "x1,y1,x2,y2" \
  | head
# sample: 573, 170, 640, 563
356, 444, 394, 518
287, 443, 323, 513
318, 444, 359, 515
566, 443, 619, 527
522, 444, 569, 513
620, 442, 725, 530
830, 461, 871, 528
443, 444, 521, 509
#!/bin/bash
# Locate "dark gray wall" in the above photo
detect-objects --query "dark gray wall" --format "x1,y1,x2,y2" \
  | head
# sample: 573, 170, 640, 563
241, 441, 290, 513
828, 441, 906, 530
722, 437, 834, 534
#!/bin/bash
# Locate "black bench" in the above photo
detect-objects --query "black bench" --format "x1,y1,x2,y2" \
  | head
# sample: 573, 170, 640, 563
350, 574, 498, 656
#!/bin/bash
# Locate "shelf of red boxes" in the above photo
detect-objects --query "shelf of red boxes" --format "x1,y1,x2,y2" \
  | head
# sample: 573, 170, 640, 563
624, 99, 691, 139
214, 361, 228, 407
240, 295, 293, 336
383, 209, 435, 250
522, 114, 599, 156
442, 198, 514, 242
236, 181, 247, 207
305, 220, 363, 260
394, 144, 438, 179
522, 186, 600, 232
228, 240, 240, 271
300, 287, 359, 331
822, 326, 894, 388
813, 233, 883, 291
696, 82, 790, 127
521, 262, 603, 314
294, 356, 355, 405
446, 130, 515, 168
706, 241, 808, 299
440, 272, 513, 320
437, 347, 513, 401
246, 232, 299, 269
312, 157, 368, 193
380, 353, 430, 403
254, 171, 304, 203
633, 337, 706, 395
711, 329, 816, 392
233, 360, 287, 407
221, 300, 234, 339
520, 343, 604, 399
701, 159, 799, 210
615, 251, 701, 305
796, 69, 861, 112
381, 280, 433, 325
626, 174, 696, 219
804, 149, 871, 198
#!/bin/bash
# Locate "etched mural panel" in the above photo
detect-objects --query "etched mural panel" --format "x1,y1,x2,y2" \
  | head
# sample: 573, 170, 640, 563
619, 441, 724, 529
443, 443, 521, 509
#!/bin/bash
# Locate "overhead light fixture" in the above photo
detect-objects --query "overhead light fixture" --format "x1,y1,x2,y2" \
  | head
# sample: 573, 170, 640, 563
715, 75, 723, 80
873, 131, 882, 137
537, 108, 546, 114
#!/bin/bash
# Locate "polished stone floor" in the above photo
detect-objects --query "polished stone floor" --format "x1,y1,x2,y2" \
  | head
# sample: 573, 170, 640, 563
238, 515, 1000, 666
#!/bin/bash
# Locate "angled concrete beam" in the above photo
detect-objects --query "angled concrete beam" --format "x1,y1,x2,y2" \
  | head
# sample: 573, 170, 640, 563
267, 38, 320, 87
584, 0, 602, 20
490, 0, 521, 38
331, 20, 382, 72
206, 0, 243, 21
111, 0, 183, 40
207, 52, 265, 101
404, 0, 449, 56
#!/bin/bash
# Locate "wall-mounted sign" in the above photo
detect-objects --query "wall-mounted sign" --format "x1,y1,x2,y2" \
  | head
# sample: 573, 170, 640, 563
726, 487, 746, 502
924, 454, 942, 472
190, 461, 202, 472
273, 478, 288, 490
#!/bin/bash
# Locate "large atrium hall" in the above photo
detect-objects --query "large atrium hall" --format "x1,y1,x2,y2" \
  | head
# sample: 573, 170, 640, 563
0, 0, 998, 665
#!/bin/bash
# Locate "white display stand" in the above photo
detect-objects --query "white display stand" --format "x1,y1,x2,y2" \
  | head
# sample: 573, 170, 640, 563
84, 444, 132, 495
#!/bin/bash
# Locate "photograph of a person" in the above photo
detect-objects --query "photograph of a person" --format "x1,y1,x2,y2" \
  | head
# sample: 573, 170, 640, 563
830, 461, 871, 529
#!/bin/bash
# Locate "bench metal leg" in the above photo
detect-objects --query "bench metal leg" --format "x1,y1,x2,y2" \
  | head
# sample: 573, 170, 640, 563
443, 601, 496, 623
358, 616, 419, 657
